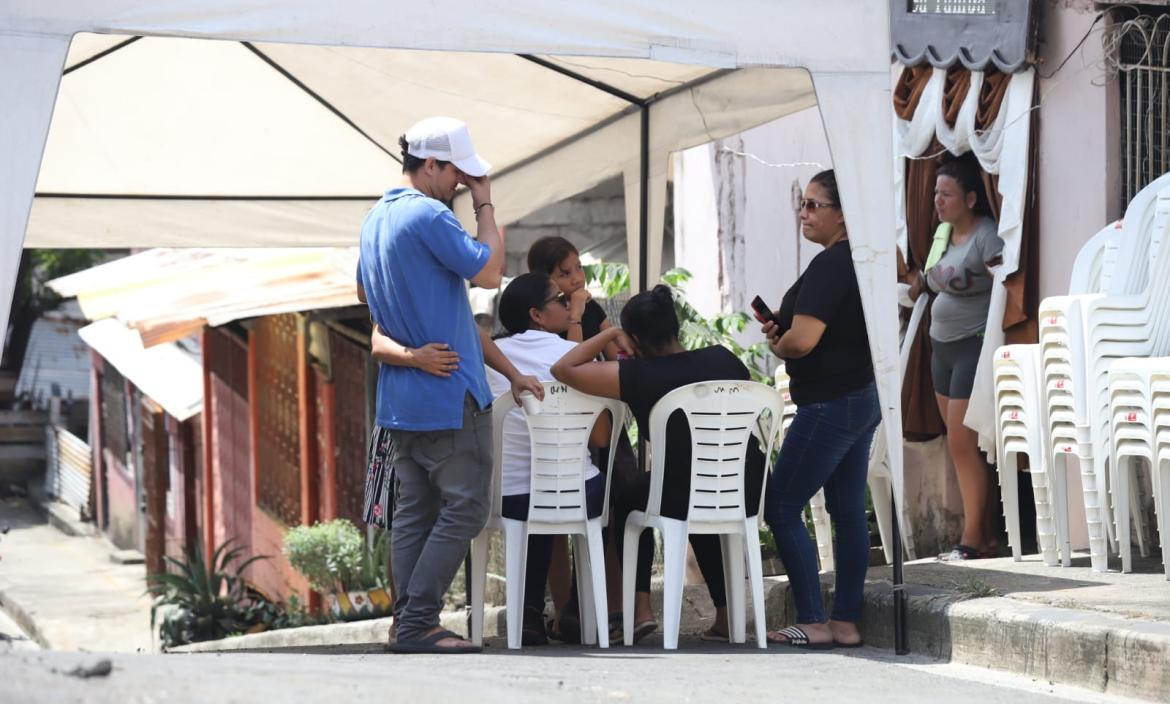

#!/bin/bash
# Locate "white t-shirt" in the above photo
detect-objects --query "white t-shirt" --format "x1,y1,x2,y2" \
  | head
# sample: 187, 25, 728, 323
485, 330, 602, 496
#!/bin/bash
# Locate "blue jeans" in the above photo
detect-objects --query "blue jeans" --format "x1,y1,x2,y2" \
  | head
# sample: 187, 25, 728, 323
764, 382, 880, 624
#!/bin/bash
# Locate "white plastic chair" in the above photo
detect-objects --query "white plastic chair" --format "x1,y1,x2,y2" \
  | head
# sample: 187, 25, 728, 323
621, 380, 782, 649
1149, 360, 1170, 579
993, 344, 1068, 566
1108, 358, 1156, 573
1034, 176, 1170, 571
469, 384, 627, 648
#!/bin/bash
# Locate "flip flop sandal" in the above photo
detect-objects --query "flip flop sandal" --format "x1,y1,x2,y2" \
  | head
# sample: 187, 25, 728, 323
832, 639, 864, 649
386, 628, 483, 654
699, 626, 729, 642
631, 620, 657, 644
766, 626, 835, 650
608, 613, 624, 643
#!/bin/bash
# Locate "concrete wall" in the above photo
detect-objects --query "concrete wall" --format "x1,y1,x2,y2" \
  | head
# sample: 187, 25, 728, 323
673, 106, 832, 347
501, 177, 628, 277
1036, 0, 1122, 302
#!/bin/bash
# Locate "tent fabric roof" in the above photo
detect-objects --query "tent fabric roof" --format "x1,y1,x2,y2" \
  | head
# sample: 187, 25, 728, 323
49, 248, 361, 347
26, 34, 808, 251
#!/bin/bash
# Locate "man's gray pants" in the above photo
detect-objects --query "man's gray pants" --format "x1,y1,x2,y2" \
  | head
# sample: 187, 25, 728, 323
389, 394, 492, 642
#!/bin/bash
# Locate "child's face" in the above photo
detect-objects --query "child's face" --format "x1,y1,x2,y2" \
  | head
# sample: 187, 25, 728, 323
551, 251, 586, 295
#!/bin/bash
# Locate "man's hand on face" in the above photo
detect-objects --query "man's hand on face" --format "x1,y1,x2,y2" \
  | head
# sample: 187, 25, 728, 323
459, 171, 492, 207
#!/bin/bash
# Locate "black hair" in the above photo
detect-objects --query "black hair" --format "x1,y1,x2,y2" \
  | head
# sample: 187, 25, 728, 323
497, 273, 556, 335
398, 135, 450, 174
526, 236, 580, 275
936, 153, 992, 217
808, 169, 840, 207
619, 284, 680, 355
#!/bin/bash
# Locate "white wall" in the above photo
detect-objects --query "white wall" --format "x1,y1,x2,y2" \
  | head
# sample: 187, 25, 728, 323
1037, 1, 1121, 301
672, 106, 832, 352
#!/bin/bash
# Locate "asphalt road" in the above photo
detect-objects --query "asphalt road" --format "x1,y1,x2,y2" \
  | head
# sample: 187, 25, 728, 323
0, 643, 1144, 704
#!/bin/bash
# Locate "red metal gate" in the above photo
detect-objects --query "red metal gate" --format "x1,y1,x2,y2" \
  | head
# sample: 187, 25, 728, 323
205, 327, 252, 550
252, 315, 302, 526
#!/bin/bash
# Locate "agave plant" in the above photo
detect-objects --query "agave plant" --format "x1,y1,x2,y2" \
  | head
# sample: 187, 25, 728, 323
146, 539, 270, 649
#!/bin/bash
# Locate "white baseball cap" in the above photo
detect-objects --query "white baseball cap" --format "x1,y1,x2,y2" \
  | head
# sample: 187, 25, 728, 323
404, 116, 492, 177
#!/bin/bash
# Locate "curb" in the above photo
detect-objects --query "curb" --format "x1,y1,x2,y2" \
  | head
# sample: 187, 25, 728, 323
847, 579, 1170, 703
0, 587, 51, 650
170, 606, 507, 654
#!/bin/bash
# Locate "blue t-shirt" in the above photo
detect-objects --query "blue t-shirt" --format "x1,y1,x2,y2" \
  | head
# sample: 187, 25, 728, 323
358, 187, 493, 430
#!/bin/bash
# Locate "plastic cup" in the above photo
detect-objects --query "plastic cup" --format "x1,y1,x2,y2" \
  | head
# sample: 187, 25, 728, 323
519, 391, 541, 415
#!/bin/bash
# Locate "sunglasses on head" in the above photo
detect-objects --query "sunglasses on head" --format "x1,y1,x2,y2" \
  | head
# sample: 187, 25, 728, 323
799, 199, 839, 212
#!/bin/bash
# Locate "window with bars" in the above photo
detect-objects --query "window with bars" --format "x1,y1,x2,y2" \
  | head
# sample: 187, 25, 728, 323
1116, 13, 1170, 205
100, 367, 129, 468
910, 0, 996, 15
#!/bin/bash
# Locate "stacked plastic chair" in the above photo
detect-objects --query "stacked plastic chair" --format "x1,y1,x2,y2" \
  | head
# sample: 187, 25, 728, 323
1150, 360, 1170, 579
993, 344, 1069, 566
774, 365, 834, 572
1108, 359, 1157, 573
1034, 174, 1170, 571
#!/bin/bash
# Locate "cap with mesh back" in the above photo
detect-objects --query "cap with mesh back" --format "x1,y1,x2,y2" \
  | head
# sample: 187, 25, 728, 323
404, 116, 492, 177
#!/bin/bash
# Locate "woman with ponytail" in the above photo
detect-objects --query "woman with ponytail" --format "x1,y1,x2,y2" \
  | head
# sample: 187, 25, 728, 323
552, 284, 767, 644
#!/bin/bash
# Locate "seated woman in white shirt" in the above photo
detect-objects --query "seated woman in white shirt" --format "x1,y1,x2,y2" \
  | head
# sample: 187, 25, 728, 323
485, 272, 611, 646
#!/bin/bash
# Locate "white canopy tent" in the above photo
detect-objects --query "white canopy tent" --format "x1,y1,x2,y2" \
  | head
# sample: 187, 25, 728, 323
1, 2, 907, 559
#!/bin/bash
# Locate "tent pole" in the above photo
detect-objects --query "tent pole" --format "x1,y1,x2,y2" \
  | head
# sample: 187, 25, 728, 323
891, 490, 908, 654
638, 107, 650, 293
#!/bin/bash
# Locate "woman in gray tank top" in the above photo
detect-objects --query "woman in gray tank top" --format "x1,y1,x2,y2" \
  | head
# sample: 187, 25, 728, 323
909, 155, 1004, 562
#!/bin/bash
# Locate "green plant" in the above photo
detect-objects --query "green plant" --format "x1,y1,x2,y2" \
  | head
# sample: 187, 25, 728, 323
283, 519, 388, 593
582, 260, 630, 299
950, 577, 999, 599
145, 540, 270, 650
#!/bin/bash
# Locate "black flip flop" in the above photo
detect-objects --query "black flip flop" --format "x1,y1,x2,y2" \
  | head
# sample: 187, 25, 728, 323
833, 639, 864, 649
386, 628, 482, 654
766, 625, 835, 650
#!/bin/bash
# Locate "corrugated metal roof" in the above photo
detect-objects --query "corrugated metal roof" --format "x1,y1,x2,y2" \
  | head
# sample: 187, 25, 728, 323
77, 318, 203, 421
15, 302, 91, 406
49, 248, 360, 347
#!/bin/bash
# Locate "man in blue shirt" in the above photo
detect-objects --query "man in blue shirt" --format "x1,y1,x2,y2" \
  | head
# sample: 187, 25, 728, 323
357, 117, 541, 653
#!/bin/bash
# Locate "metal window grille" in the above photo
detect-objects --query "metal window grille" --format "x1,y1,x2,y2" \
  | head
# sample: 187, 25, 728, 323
910, 0, 995, 15
100, 366, 129, 463
1116, 13, 1170, 205
253, 315, 302, 526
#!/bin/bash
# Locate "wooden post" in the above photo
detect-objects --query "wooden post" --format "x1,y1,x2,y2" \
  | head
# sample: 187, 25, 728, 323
318, 375, 338, 522
295, 315, 320, 612
89, 351, 107, 531
200, 328, 216, 562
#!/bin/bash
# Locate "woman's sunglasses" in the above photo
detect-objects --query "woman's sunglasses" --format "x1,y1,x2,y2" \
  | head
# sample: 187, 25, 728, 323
798, 199, 839, 212
541, 292, 570, 308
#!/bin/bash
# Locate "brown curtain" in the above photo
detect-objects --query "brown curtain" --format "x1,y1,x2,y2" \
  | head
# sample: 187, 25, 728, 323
896, 66, 1039, 440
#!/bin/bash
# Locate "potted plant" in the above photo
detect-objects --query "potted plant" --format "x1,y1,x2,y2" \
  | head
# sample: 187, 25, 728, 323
283, 519, 392, 621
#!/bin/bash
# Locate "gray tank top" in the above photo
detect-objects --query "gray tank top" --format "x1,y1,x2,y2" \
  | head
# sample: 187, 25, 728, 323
926, 217, 1004, 343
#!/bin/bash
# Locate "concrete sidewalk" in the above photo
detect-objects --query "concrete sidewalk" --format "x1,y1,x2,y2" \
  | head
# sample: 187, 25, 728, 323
0, 497, 153, 653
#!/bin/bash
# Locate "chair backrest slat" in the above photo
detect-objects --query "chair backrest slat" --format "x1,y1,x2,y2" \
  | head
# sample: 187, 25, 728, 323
645, 380, 783, 524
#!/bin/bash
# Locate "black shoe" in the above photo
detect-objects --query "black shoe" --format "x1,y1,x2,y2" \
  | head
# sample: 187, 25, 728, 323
521, 607, 549, 646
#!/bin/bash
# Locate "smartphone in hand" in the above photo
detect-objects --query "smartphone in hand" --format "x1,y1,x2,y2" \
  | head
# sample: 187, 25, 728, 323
750, 295, 777, 325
